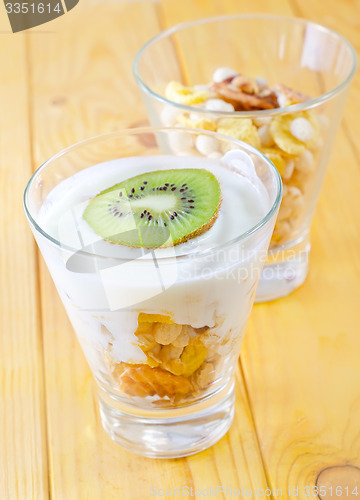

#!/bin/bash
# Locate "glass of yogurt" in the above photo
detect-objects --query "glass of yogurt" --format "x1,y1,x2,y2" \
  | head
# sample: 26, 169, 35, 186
24, 128, 282, 458
133, 15, 357, 301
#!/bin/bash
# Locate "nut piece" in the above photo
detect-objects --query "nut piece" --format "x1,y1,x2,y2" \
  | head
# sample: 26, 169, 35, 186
274, 83, 310, 106
231, 74, 259, 95
210, 81, 279, 111
153, 322, 182, 345
255, 76, 269, 90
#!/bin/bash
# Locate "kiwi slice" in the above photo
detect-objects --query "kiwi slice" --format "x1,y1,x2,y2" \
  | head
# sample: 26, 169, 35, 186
83, 168, 221, 248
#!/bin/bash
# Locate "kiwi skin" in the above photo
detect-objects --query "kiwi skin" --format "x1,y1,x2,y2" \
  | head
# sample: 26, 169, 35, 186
99, 202, 221, 249
83, 168, 222, 249
166, 205, 221, 248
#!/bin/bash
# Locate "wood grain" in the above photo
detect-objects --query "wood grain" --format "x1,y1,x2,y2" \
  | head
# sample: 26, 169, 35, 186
162, 0, 360, 498
28, 2, 168, 498
1, 0, 359, 498
26, 1, 271, 497
243, 117, 360, 499
246, 0, 360, 495
0, 21, 48, 500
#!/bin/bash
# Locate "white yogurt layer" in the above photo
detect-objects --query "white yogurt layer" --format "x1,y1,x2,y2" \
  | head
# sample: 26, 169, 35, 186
36, 153, 272, 369
40, 154, 269, 257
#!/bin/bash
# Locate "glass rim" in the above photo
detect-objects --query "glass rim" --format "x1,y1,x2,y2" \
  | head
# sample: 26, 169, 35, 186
23, 127, 282, 261
133, 13, 358, 117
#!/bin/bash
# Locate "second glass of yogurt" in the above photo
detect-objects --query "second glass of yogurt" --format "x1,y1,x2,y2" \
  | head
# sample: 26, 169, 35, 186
133, 15, 357, 301
24, 128, 281, 458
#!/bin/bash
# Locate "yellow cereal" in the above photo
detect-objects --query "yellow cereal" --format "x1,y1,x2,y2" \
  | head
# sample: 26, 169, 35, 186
145, 344, 162, 367
181, 339, 207, 377
118, 364, 193, 398
261, 147, 286, 176
165, 81, 209, 105
177, 113, 216, 131
159, 344, 184, 375
272, 219, 292, 244
172, 328, 190, 348
138, 313, 173, 324
153, 322, 182, 345
145, 354, 160, 368
162, 359, 184, 376
134, 323, 153, 337
303, 110, 320, 149
217, 118, 260, 149
303, 109, 319, 129
270, 114, 306, 155
192, 362, 215, 389
159, 344, 184, 362
270, 111, 319, 156
136, 333, 156, 352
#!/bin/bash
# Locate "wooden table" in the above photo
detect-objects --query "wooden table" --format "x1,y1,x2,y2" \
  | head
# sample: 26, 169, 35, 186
1, 0, 360, 498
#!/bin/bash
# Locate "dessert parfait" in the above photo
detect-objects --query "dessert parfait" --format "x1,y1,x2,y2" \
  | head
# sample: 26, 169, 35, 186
161, 68, 329, 248
25, 128, 281, 456
36, 150, 276, 410
134, 16, 356, 304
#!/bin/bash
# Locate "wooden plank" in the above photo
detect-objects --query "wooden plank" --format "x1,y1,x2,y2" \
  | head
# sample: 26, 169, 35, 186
27, 1, 220, 498
241, 0, 360, 495
289, 0, 360, 161
26, 0, 360, 498
29, 0, 161, 166
159, 0, 293, 24
28, 0, 270, 496
0, 20, 48, 500
157, 0, 299, 495
244, 125, 360, 492
162, 0, 360, 498
160, 0, 324, 97
88, 367, 268, 499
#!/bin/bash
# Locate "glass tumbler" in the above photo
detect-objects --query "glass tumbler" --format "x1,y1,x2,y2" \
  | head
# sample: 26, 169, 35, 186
133, 15, 357, 301
24, 128, 281, 458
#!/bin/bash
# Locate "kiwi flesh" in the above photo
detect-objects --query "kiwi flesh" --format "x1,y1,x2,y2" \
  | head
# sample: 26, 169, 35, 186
83, 168, 221, 248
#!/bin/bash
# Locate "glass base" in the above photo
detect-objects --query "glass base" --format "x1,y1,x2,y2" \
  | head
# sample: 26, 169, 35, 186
97, 379, 235, 458
256, 233, 310, 302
